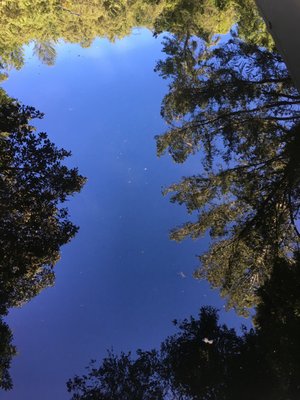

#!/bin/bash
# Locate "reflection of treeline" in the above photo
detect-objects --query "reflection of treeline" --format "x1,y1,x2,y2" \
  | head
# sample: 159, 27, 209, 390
0, 0, 268, 80
67, 14, 300, 397
67, 255, 300, 400
1, 0, 298, 394
0, 89, 86, 389
155, 31, 300, 313
143, 17, 300, 398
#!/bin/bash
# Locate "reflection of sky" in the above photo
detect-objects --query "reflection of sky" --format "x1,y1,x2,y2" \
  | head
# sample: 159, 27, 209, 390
2, 29, 247, 400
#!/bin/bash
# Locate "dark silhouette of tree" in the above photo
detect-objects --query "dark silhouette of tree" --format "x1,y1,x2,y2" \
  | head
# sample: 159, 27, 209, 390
67, 350, 164, 400
155, 32, 300, 313
160, 307, 281, 400
0, 318, 16, 391
0, 89, 86, 390
160, 307, 245, 399
65, 308, 283, 399
0, 89, 86, 314
67, 254, 300, 399
254, 253, 300, 398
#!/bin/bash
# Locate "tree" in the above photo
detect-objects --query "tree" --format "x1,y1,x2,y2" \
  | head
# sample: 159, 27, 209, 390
155, 32, 300, 313
67, 258, 300, 399
233, 0, 274, 49
0, 0, 271, 79
67, 350, 164, 400
67, 308, 246, 400
153, 0, 236, 40
32, 40, 57, 66
254, 253, 300, 398
0, 0, 170, 77
66, 308, 285, 399
0, 318, 16, 391
0, 89, 86, 313
160, 306, 281, 400
159, 307, 245, 399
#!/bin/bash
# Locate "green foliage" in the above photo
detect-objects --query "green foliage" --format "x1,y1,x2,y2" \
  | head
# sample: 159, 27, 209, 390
154, 0, 236, 40
234, 0, 274, 50
0, 0, 168, 75
0, 89, 86, 313
156, 33, 300, 313
0, 0, 272, 78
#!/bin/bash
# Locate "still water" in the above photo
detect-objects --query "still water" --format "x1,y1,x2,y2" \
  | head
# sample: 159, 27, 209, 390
1, 1, 300, 399
2, 31, 233, 399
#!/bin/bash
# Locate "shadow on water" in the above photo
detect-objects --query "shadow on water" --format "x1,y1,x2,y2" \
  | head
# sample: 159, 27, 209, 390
0, 0, 300, 398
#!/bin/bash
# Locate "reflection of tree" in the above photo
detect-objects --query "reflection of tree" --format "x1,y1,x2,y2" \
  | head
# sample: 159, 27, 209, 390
0, 318, 16, 390
0, 0, 167, 75
0, 89, 85, 389
67, 256, 300, 399
0, 0, 294, 393
0, 0, 268, 77
33, 41, 57, 66
155, 33, 300, 313
67, 350, 164, 400
0, 89, 86, 313
153, 0, 235, 40
255, 254, 300, 396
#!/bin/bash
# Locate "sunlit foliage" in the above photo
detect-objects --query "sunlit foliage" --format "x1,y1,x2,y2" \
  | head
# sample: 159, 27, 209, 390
0, 0, 270, 78
154, 0, 236, 39
155, 33, 300, 313
0, 0, 166, 75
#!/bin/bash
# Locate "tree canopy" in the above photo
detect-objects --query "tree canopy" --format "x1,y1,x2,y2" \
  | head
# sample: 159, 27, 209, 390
0, 0, 270, 80
0, 89, 86, 314
0, 0, 293, 392
0, 89, 86, 389
0, 318, 16, 391
67, 254, 300, 399
155, 30, 300, 313
0, 0, 165, 79
67, 350, 164, 400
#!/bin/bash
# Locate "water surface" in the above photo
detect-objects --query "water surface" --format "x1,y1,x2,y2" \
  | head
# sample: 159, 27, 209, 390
2, 30, 236, 400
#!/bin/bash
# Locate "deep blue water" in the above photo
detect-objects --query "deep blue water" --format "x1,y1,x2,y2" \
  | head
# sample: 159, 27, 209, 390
2, 30, 246, 400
